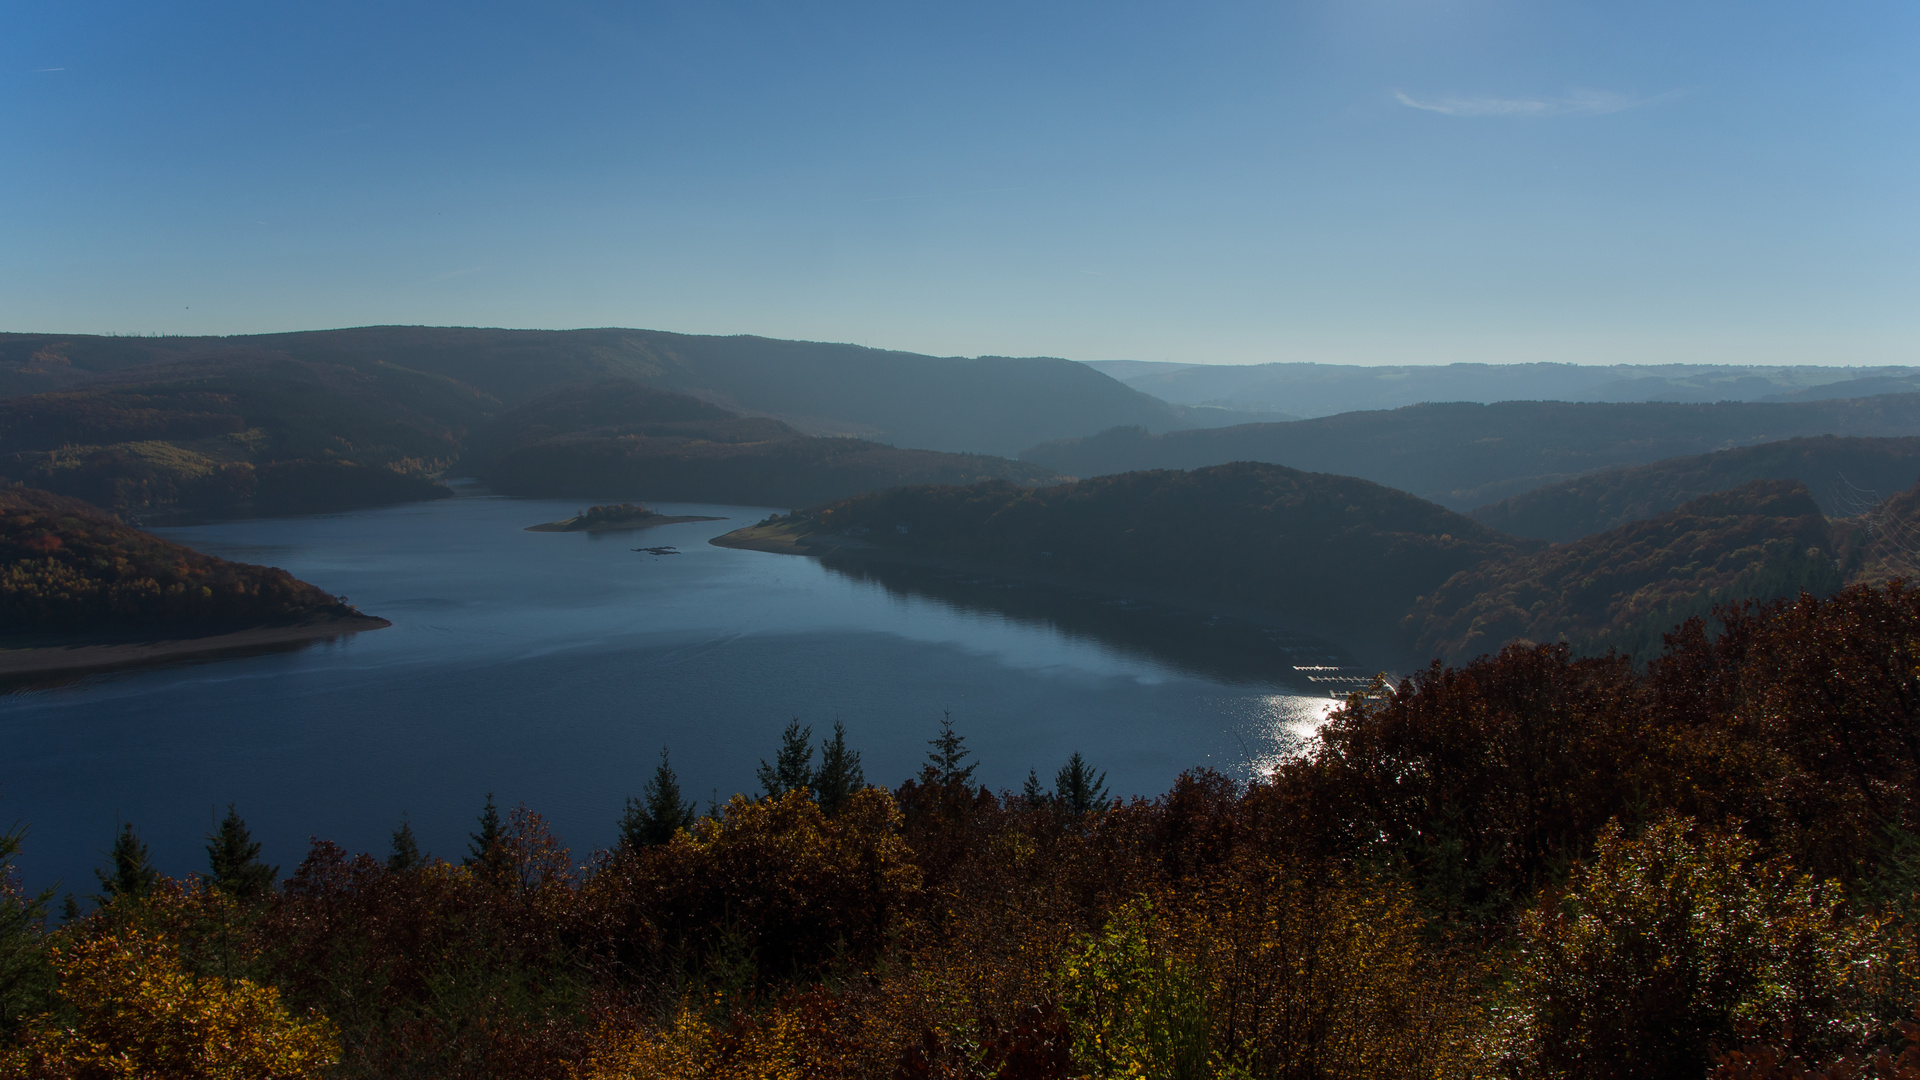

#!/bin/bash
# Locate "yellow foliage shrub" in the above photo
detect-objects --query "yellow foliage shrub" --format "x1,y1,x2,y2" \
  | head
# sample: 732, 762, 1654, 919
0, 928, 336, 1080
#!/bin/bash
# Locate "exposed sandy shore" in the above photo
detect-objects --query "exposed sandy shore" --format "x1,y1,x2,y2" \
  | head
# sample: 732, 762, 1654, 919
526, 514, 726, 533
707, 523, 853, 554
0, 613, 392, 682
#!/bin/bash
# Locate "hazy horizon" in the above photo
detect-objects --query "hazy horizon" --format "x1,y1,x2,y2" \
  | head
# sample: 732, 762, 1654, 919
5, 1, 1915, 368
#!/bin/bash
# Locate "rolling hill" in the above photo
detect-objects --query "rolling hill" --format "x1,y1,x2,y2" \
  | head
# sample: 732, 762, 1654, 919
480, 380, 1064, 506
716, 461, 1531, 642
1019, 398, 1920, 511
1090, 359, 1920, 418
0, 485, 362, 638
0, 354, 472, 520
0, 327, 1261, 458
1468, 435, 1920, 542
1411, 480, 1843, 664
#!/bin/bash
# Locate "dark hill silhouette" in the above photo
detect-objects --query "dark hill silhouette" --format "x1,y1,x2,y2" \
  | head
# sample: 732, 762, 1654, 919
483, 380, 1063, 506
1411, 480, 1842, 664
1468, 435, 1920, 542
1019, 397, 1920, 511
1091, 358, 1920, 416
719, 461, 1530, 643
0, 326, 1259, 457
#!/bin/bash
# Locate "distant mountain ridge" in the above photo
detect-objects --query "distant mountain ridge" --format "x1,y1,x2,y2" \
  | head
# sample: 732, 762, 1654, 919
1090, 359, 1920, 418
0, 326, 1265, 458
1020, 397, 1920, 511
1469, 435, 1920, 542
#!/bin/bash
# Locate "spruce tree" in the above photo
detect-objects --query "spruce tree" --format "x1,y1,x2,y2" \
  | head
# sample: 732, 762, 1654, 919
465, 792, 502, 868
205, 804, 277, 900
1054, 753, 1111, 816
814, 721, 865, 816
94, 822, 158, 902
1022, 768, 1050, 809
756, 719, 815, 798
0, 826, 53, 1036
387, 818, 421, 873
926, 711, 977, 790
620, 748, 697, 849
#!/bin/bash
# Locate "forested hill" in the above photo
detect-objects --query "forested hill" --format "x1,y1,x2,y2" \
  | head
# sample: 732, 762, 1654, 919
0, 354, 468, 521
1019, 397, 1920, 511
731, 462, 1530, 640
1412, 480, 1843, 664
1090, 357, 1920, 417
468, 379, 1065, 507
0, 354, 1064, 519
1468, 435, 1920, 542
0, 485, 354, 637
0, 327, 1258, 458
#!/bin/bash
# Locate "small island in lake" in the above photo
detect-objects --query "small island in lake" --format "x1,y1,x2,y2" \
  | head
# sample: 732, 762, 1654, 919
526, 502, 724, 533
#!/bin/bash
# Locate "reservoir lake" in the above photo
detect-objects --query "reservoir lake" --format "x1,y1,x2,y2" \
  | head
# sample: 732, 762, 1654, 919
0, 492, 1364, 897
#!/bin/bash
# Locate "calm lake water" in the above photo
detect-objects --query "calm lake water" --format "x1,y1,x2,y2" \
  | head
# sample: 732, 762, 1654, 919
0, 492, 1367, 897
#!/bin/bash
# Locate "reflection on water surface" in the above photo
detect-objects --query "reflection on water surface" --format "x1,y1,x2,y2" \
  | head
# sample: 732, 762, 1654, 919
0, 494, 1379, 896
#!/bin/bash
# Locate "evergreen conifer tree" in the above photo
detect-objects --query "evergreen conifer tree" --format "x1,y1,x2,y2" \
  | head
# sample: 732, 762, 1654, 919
814, 721, 865, 816
387, 818, 421, 873
620, 748, 697, 849
204, 804, 277, 900
925, 711, 977, 790
1054, 753, 1110, 815
1022, 768, 1050, 809
0, 826, 53, 1036
756, 719, 815, 798
465, 792, 502, 868
94, 822, 158, 902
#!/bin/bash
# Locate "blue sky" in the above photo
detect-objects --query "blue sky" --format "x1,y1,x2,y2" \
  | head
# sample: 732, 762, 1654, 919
3, 0, 1914, 366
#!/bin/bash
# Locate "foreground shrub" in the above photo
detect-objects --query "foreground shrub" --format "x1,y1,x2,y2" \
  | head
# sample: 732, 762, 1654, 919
1499, 817, 1881, 1080
0, 927, 336, 1079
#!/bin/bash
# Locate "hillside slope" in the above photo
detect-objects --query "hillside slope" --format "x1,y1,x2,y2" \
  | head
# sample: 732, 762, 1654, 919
1020, 397, 1920, 511
0, 485, 361, 638
1468, 435, 1920, 542
0, 354, 468, 520
0, 327, 1252, 457
1411, 480, 1842, 664
1091, 359, 1920, 417
482, 380, 1064, 506
718, 462, 1529, 641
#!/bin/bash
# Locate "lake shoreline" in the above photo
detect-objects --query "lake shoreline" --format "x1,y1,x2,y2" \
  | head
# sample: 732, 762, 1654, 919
526, 514, 726, 533
0, 613, 392, 683
710, 523, 1408, 672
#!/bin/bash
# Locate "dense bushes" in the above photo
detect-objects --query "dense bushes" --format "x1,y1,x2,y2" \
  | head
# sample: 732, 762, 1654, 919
10, 583, 1920, 1076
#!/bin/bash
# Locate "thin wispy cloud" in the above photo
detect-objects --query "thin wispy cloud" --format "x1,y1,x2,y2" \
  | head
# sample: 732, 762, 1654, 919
1394, 88, 1675, 118
33, 67, 65, 72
